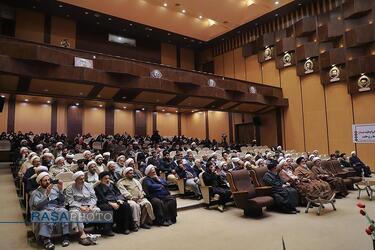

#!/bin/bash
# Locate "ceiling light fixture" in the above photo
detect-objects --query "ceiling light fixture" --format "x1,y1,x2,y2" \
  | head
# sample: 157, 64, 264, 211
182, 9, 186, 13
162, 109, 165, 112
275, 1, 279, 4
0, 95, 5, 98
99, 105, 103, 107
75, 103, 79, 106
84, 11, 89, 15
246, 0, 255, 6
163, 3, 168, 7
58, 4, 63, 8
47, 101, 51, 104
208, 19, 216, 26
24, 99, 29, 102
141, 108, 145, 111
123, 106, 127, 109
199, 15, 203, 19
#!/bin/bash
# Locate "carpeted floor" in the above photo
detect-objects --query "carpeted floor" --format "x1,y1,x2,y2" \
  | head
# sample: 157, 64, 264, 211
1, 167, 374, 250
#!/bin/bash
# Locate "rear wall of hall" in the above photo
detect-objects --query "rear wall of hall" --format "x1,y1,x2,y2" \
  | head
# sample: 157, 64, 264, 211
213, 50, 375, 170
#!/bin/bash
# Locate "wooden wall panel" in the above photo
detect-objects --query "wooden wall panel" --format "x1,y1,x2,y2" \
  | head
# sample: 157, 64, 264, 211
325, 84, 355, 155
233, 48, 246, 80
208, 111, 229, 141
223, 51, 235, 78
161, 43, 177, 67
82, 107, 105, 136
259, 110, 278, 147
245, 55, 262, 83
181, 112, 206, 139
146, 111, 153, 136
0, 99, 8, 133
15, 9, 44, 43
280, 67, 305, 152
180, 48, 195, 70
51, 16, 76, 48
213, 55, 224, 76
114, 109, 134, 135
15, 102, 51, 133
301, 74, 329, 154
157, 112, 178, 136
262, 61, 280, 87
352, 92, 375, 170
57, 102, 67, 135
135, 111, 147, 136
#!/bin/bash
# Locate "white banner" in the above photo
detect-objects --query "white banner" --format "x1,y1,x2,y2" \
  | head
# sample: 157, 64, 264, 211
352, 124, 375, 143
74, 57, 93, 69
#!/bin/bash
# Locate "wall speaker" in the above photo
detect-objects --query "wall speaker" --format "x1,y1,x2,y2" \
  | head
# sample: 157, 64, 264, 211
253, 116, 261, 126
0, 97, 5, 112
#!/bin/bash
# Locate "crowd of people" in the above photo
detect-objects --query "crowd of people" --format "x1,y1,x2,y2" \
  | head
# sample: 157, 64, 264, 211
6, 131, 372, 250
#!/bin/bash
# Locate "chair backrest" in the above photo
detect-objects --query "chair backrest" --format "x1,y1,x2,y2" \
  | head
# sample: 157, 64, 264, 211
199, 172, 206, 187
321, 160, 335, 174
330, 160, 343, 172
249, 166, 268, 187
55, 171, 74, 182
0, 140, 11, 151
306, 161, 314, 169
227, 169, 256, 197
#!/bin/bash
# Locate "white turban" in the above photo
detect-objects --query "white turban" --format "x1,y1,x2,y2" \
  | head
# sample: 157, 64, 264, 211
219, 161, 226, 168
30, 156, 40, 164
122, 167, 133, 176
124, 158, 134, 167
256, 159, 264, 166
186, 149, 192, 153
107, 161, 116, 168
309, 155, 315, 161
66, 153, 74, 159
20, 147, 28, 153
285, 153, 291, 158
36, 144, 43, 148
28, 152, 37, 161
103, 152, 110, 157
56, 142, 63, 147
351, 151, 356, 156
312, 157, 321, 163
55, 156, 65, 163
42, 148, 49, 154
244, 154, 252, 159
278, 157, 284, 162
117, 155, 126, 162
95, 154, 103, 161
87, 160, 97, 167
43, 152, 54, 158
83, 150, 91, 156
72, 171, 85, 180
36, 172, 49, 183
232, 157, 240, 163
35, 166, 48, 172
279, 159, 286, 166
266, 152, 273, 158
145, 164, 155, 176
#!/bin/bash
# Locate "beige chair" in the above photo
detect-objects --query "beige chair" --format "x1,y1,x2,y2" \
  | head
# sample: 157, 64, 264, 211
199, 172, 219, 206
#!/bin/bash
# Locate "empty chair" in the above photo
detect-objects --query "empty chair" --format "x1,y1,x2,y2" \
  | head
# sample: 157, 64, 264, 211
226, 169, 273, 217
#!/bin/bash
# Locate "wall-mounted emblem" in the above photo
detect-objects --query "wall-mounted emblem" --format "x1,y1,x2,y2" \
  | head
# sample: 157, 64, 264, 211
282, 52, 292, 67
304, 58, 314, 74
249, 86, 257, 94
329, 65, 340, 82
207, 79, 216, 87
60, 39, 70, 48
358, 74, 371, 92
264, 46, 272, 61
150, 69, 163, 78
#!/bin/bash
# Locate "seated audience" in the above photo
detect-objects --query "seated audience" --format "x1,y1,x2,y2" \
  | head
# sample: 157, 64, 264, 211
263, 160, 299, 214
49, 156, 70, 178
117, 167, 155, 230
85, 161, 99, 186
202, 161, 232, 212
65, 171, 100, 245
94, 171, 133, 235
311, 157, 348, 198
349, 151, 371, 177
143, 165, 177, 226
175, 160, 202, 199
30, 172, 70, 249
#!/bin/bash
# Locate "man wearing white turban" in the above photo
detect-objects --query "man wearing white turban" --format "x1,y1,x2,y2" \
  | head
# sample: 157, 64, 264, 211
117, 167, 155, 230
65, 171, 99, 246
85, 161, 99, 186
143, 165, 177, 226
94, 154, 105, 173
30, 173, 70, 249
49, 156, 70, 178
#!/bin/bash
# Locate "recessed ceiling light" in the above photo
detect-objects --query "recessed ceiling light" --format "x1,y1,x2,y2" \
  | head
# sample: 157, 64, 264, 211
129, 23, 133, 26
199, 15, 203, 19
162, 109, 165, 112
99, 104, 103, 107
94, 13, 100, 18
84, 11, 89, 15
58, 4, 63, 8
163, 3, 168, 7
122, 96, 127, 99
141, 108, 145, 111
275, 13, 279, 16
183, 37, 187, 40
167, 33, 171, 36
75, 103, 79, 106
123, 106, 127, 109
47, 101, 51, 104
175, 111, 178, 113
108, 17, 112, 21
275, 1, 279, 4
182, 9, 186, 13
191, 110, 194, 113
24, 99, 29, 102
0, 95, 5, 98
